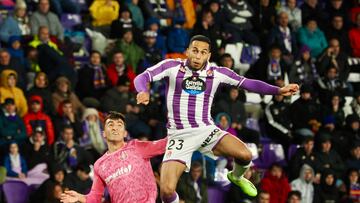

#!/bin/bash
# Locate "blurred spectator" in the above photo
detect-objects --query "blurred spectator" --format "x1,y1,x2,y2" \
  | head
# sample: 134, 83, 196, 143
23, 95, 54, 145
110, 7, 136, 39
63, 165, 92, 194
145, 18, 167, 55
192, 9, 221, 61
219, 53, 234, 69
76, 50, 108, 100
31, 164, 67, 202
317, 38, 350, 83
27, 72, 54, 115
30, 0, 64, 40
257, 190, 271, 203
313, 169, 340, 203
260, 163, 291, 203
325, 15, 351, 55
349, 13, 360, 57
215, 112, 237, 136
252, 0, 277, 46
205, 0, 222, 26
79, 108, 106, 159
300, 0, 326, 28
279, 0, 302, 31
167, 0, 196, 30
100, 75, 132, 114
316, 66, 349, 104
215, 87, 259, 144
265, 94, 292, 151
298, 18, 328, 58
323, 93, 345, 129
346, 142, 360, 171
7, 36, 26, 66
167, 18, 189, 54
351, 93, 360, 118
315, 133, 345, 178
25, 47, 40, 76
22, 127, 50, 170
106, 50, 136, 90
325, 0, 349, 26
0, 0, 30, 43
53, 99, 83, 139
115, 29, 145, 72
289, 45, 319, 85
286, 191, 302, 203
343, 169, 360, 202
52, 76, 85, 116
0, 49, 27, 90
289, 85, 321, 137
222, 0, 258, 44
289, 137, 318, 180
142, 0, 173, 25
139, 30, 164, 73
342, 114, 360, 144
246, 45, 287, 84
0, 98, 26, 147
30, 26, 77, 85
126, 0, 144, 30
268, 11, 298, 65
89, 0, 119, 35
0, 69, 28, 117
4, 142, 27, 179
44, 182, 63, 203
290, 164, 314, 203
49, 0, 80, 16
52, 125, 91, 173
177, 161, 208, 203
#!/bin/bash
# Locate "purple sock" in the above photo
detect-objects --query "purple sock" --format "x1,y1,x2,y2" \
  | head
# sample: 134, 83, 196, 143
161, 192, 179, 203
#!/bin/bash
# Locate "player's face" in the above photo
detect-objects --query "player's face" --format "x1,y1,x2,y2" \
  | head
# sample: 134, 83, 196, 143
104, 119, 127, 142
186, 41, 211, 70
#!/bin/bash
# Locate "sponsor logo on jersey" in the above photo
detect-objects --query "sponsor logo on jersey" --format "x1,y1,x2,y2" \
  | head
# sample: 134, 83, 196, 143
105, 164, 132, 184
182, 76, 206, 95
201, 128, 221, 147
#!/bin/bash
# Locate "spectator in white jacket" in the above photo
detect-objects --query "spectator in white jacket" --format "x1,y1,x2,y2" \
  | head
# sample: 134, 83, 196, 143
291, 164, 315, 203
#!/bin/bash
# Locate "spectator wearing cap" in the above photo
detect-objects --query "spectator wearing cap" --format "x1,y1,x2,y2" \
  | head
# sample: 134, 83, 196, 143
23, 95, 55, 145
27, 72, 54, 115
346, 142, 360, 170
0, 0, 30, 43
89, 0, 119, 36
0, 49, 27, 90
166, 17, 190, 56
313, 169, 340, 203
325, 15, 351, 55
279, 0, 302, 31
289, 84, 321, 138
76, 50, 108, 100
63, 164, 92, 194
289, 45, 318, 85
30, 0, 64, 40
22, 127, 50, 170
0, 98, 26, 147
349, 13, 360, 57
52, 76, 85, 116
298, 17, 327, 58
268, 11, 298, 64
0, 69, 27, 117
126, 0, 144, 30
114, 28, 144, 72
315, 132, 345, 178
192, 9, 221, 62
106, 50, 136, 91
145, 18, 167, 55
100, 75, 133, 114
139, 30, 163, 73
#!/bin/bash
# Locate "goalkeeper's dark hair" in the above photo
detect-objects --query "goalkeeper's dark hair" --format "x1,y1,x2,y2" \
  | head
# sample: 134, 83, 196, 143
104, 111, 126, 125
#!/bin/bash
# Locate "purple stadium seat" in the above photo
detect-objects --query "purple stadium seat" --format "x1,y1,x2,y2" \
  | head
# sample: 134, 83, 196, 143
253, 143, 286, 169
2, 180, 29, 203
288, 144, 300, 160
207, 185, 230, 203
61, 14, 82, 30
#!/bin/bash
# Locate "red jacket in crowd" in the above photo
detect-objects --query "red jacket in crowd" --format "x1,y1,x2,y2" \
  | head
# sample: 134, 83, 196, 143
106, 64, 136, 91
260, 170, 291, 203
23, 95, 55, 145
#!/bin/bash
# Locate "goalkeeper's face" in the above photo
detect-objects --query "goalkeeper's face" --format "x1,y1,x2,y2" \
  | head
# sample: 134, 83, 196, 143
186, 40, 211, 70
104, 119, 127, 142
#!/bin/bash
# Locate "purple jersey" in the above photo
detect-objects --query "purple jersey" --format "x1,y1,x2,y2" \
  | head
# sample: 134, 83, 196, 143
135, 59, 279, 130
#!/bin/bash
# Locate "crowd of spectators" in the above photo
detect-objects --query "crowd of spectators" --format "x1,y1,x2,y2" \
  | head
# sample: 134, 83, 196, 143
0, 0, 359, 202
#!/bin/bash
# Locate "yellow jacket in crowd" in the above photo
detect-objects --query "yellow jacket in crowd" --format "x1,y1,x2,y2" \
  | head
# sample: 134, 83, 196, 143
90, 0, 120, 27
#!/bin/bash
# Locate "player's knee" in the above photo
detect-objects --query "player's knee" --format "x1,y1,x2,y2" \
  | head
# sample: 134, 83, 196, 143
235, 147, 252, 163
160, 182, 176, 196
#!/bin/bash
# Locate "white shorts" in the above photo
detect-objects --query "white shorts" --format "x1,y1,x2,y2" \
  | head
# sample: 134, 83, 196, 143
162, 125, 228, 172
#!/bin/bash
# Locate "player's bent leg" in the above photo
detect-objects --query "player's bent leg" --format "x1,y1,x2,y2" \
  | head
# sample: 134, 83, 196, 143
212, 134, 257, 197
160, 160, 186, 203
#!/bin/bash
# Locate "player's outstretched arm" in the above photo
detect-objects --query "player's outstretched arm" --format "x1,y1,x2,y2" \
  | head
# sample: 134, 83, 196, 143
241, 78, 299, 96
60, 190, 86, 203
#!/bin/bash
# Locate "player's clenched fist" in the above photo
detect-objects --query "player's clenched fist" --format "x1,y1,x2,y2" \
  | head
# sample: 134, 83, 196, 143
137, 92, 150, 105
